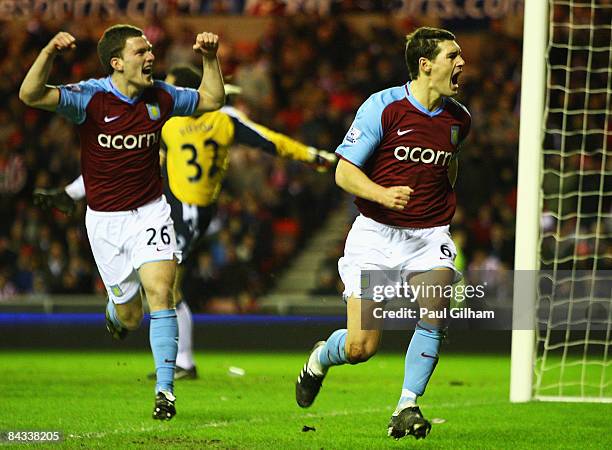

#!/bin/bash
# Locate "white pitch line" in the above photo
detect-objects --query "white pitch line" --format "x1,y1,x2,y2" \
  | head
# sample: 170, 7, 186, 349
68, 399, 504, 440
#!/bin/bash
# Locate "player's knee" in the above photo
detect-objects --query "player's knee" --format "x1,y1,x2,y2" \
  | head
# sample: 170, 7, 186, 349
346, 343, 377, 364
143, 283, 173, 309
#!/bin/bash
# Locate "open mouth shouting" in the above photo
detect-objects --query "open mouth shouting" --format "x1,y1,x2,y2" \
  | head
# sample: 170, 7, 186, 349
142, 65, 153, 79
450, 70, 462, 90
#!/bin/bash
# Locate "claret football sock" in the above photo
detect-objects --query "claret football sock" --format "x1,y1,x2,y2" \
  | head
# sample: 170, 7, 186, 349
397, 320, 444, 411
318, 329, 348, 369
175, 300, 195, 370
150, 308, 178, 394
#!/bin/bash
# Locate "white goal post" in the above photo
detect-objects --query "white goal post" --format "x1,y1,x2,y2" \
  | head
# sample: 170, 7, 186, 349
510, 0, 612, 403
510, 0, 548, 404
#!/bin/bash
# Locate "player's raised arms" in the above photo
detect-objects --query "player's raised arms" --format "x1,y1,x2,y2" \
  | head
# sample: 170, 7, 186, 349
19, 32, 76, 111
192, 32, 225, 114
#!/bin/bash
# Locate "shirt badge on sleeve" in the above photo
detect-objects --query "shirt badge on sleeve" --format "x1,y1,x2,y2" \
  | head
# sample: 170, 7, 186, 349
146, 103, 161, 121
346, 125, 362, 144
450, 125, 460, 146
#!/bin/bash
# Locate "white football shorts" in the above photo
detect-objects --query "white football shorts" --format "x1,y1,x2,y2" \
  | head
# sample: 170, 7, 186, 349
338, 214, 460, 300
85, 195, 181, 304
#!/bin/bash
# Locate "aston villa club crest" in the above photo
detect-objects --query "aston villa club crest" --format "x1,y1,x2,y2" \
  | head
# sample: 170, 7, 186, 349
450, 125, 460, 146
110, 284, 124, 297
146, 103, 161, 120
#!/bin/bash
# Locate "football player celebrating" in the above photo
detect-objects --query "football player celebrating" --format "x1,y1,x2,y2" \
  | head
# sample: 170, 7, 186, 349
20, 24, 225, 420
295, 27, 470, 440
33, 65, 337, 381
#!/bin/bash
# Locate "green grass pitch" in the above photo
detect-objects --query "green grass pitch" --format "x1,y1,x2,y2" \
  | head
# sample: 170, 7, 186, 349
1, 350, 611, 448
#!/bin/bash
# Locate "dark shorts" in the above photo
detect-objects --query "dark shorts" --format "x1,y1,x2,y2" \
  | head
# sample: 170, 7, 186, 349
163, 183, 216, 263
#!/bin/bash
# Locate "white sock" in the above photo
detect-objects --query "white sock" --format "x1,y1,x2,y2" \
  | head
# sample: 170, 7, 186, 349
308, 345, 326, 377
394, 389, 418, 415
175, 300, 195, 369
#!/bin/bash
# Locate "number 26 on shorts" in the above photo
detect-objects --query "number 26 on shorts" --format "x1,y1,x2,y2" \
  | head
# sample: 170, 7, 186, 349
146, 225, 171, 247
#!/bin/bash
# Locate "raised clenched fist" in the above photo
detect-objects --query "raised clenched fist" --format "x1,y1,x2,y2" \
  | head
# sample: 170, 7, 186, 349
193, 32, 219, 57
44, 32, 76, 55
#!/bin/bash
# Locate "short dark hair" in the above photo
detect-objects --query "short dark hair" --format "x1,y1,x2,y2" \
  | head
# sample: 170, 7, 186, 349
97, 24, 144, 75
168, 65, 201, 89
405, 27, 456, 80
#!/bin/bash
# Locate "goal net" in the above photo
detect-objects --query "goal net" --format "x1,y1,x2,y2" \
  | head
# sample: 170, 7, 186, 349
513, 0, 611, 403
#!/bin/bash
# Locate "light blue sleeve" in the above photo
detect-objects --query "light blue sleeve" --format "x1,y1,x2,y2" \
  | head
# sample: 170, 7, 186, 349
156, 81, 199, 117
335, 94, 385, 167
56, 79, 103, 124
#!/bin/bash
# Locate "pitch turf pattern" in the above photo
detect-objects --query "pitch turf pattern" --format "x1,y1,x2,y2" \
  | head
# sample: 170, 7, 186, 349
1, 352, 611, 449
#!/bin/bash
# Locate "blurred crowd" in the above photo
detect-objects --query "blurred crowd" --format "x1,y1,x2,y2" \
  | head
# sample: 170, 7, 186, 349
3, 11, 602, 310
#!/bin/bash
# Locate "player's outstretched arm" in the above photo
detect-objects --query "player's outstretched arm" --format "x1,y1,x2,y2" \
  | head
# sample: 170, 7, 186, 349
19, 32, 76, 111
307, 148, 338, 173
192, 32, 225, 114
227, 111, 337, 172
335, 159, 413, 211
